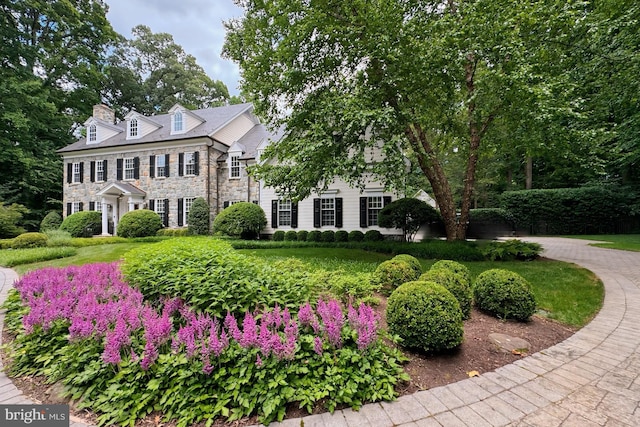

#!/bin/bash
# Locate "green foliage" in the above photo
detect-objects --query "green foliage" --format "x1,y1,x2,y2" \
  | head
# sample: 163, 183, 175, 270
321, 230, 335, 242
60, 211, 102, 237
482, 239, 542, 261
348, 230, 364, 242
213, 202, 267, 239
371, 259, 421, 296
156, 228, 190, 237
335, 230, 349, 242
0, 239, 12, 250
122, 238, 312, 317
116, 209, 163, 238
272, 230, 286, 241
11, 232, 48, 249
285, 230, 298, 241
467, 209, 515, 239
44, 230, 73, 247
391, 254, 422, 277
187, 197, 210, 235
430, 260, 472, 285
387, 281, 463, 353
297, 230, 308, 241
309, 270, 375, 304
420, 269, 472, 319
0, 247, 77, 267
69, 236, 129, 247
40, 211, 62, 232
307, 230, 322, 242
473, 269, 537, 321
364, 230, 383, 242
0, 203, 28, 238
378, 198, 440, 242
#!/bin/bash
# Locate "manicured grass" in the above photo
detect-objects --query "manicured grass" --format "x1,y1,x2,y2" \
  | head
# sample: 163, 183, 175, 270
566, 234, 640, 252
0, 247, 78, 268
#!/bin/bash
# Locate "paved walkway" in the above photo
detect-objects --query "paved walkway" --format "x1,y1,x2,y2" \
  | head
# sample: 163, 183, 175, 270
1, 237, 639, 426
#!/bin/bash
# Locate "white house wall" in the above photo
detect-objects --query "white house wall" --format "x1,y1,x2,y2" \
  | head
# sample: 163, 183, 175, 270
212, 113, 256, 146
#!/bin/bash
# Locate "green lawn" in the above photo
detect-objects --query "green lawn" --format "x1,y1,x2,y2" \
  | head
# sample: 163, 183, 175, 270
566, 234, 640, 252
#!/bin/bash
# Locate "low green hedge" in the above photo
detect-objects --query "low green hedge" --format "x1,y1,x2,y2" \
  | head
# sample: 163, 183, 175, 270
473, 269, 537, 321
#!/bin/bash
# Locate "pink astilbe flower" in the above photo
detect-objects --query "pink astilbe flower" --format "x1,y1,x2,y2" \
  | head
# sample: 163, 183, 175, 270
255, 354, 263, 367
238, 312, 258, 348
298, 302, 319, 333
313, 337, 323, 355
347, 303, 380, 350
317, 299, 344, 347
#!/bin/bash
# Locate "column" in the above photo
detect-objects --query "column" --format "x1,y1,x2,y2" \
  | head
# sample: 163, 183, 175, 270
101, 198, 109, 236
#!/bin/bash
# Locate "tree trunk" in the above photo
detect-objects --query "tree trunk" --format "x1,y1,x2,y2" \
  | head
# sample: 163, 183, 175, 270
525, 156, 533, 189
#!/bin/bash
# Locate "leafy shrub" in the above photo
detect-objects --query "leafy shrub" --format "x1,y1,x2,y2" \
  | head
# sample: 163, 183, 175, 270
387, 281, 463, 352
309, 270, 375, 304
349, 230, 365, 242
59, 211, 101, 237
187, 197, 210, 235
371, 259, 421, 296
116, 209, 162, 238
307, 230, 322, 242
44, 230, 72, 247
122, 238, 312, 317
0, 239, 12, 250
473, 269, 537, 321
272, 230, 285, 241
156, 228, 190, 237
40, 211, 62, 232
285, 230, 298, 241
0, 202, 27, 238
378, 198, 440, 242
335, 230, 349, 242
11, 232, 48, 249
420, 268, 472, 319
70, 236, 129, 246
0, 247, 77, 267
213, 202, 267, 239
297, 230, 308, 241
321, 230, 335, 242
482, 239, 542, 261
392, 254, 422, 276
431, 260, 472, 285
364, 229, 383, 242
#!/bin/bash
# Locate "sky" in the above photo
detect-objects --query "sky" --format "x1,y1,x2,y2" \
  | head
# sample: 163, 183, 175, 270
104, 0, 244, 96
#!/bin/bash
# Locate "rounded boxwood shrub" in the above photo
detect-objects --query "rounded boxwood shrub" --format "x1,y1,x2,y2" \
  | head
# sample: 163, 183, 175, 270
371, 259, 421, 296
420, 268, 472, 319
307, 230, 322, 242
285, 230, 298, 241
272, 230, 285, 241
321, 230, 335, 242
60, 211, 102, 237
11, 232, 48, 249
392, 254, 422, 276
187, 197, 210, 235
117, 209, 163, 238
297, 230, 308, 241
364, 229, 383, 241
348, 230, 364, 242
335, 230, 349, 242
40, 211, 62, 232
213, 202, 267, 240
431, 260, 471, 285
157, 228, 189, 237
387, 281, 463, 353
473, 269, 537, 321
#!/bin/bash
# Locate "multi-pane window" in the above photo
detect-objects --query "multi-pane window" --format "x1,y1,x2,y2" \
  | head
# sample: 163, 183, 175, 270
184, 197, 195, 224
73, 163, 82, 183
88, 125, 97, 142
96, 161, 105, 182
278, 200, 292, 226
129, 118, 138, 138
367, 196, 384, 226
230, 154, 240, 178
94, 201, 102, 213
174, 111, 183, 132
124, 157, 136, 180
72, 201, 82, 214
184, 152, 196, 175
156, 155, 166, 177
155, 199, 166, 225
321, 198, 335, 226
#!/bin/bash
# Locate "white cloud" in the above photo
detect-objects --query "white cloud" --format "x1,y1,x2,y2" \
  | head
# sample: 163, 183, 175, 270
105, 0, 243, 95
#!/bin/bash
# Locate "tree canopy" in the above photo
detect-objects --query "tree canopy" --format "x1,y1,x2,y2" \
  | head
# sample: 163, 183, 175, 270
224, 0, 587, 240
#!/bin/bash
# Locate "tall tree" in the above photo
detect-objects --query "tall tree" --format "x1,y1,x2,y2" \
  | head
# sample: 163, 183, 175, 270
104, 25, 230, 116
224, 0, 583, 241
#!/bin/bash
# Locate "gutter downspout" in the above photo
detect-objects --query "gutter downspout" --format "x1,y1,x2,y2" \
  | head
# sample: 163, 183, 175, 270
245, 160, 250, 202
206, 140, 213, 228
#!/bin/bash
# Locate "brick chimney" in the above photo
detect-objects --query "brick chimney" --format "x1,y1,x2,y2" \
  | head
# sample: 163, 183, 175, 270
92, 104, 115, 124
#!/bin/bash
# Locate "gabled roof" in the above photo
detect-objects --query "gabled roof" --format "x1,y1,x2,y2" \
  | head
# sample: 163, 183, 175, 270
218, 125, 285, 162
97, 182, 146, 197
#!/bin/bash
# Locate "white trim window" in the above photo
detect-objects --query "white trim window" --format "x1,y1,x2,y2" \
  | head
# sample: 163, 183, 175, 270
88, 124, 97, 142
230, 154, 241, 178
73, 163, 82, 183
184, 197, 195, 225
155, 199, 166, 224
128, 118, 138, 138
124, 157, 136, 180
94, 201, 102, 213
173, 110, 184, 133
72, 201, 82, 214
321, 198, 335, 226
185, 152, 196, 176
156, 155, 166, 177
95, 160, 105, 182
367, 196, 384, 226
278, 199, 292, 226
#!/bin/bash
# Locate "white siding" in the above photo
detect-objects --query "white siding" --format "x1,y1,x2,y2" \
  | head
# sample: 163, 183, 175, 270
184, 113, 203, 133
95, 125, 120, 144
212, 114, 256, 146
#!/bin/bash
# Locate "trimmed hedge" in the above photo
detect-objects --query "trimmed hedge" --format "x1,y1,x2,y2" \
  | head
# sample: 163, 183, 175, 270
187, 197, 210, 235
272, 230, 286, 241
297, 230, 308, 241
40, 211, 62, 232
371, 259, 421, 296
392, 254, 422, 277
60, 211, 101, 237
307, 230, 322, 242
348, 230, 364, 242
364, 230, 383, 241
335, 230, 349, 242
11, 232, 48, 249
430, 260, 471, 285
420, 268, 472, 319
117, 209, 163, 238
473, 269, 536, 321
285, 230, 298, 241
213, 202, 267, 239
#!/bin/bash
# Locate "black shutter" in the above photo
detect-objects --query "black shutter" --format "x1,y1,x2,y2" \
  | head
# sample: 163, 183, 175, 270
313, 198, 321, 228
178, 153, 184, 176
66, 163, 72, 183
194, 151, 199, 175
178, 198, 184, 226
89, 201, 95, 211
383, 196, 392, 206
90, 161, 96, 182
360, 197, 368, 228
271, 200, 278, 228
103, 160, 108, 179
133, 157, 140, 179
117, 159, 123, 180
223, 201, 229, 209
163, 199, 169, 227
66, 203, 71, 216
291, 203, 298, 228
79, 162, 84, 183
79, 202, 83, 211
149, 155, 155, 178
149, 199, 155, 211
335, 198, 343, 228
165, 154, 170, 177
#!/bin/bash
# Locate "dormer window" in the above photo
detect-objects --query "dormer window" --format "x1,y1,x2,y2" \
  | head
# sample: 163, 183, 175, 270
173, 110, 184, 133
230, 154, 241, 178
129, 118, 138, 138
88, 124, 97, 142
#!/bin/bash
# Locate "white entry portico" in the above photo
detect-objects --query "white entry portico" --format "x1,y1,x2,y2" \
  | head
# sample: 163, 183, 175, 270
96, 182, 146, 235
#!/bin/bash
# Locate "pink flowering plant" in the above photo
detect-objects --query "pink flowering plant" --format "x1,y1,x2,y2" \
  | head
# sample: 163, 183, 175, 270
3, 262, 408, 426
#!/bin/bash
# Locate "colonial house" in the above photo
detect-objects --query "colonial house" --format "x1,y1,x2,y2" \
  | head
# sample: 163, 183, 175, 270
58, 103, 402, 237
